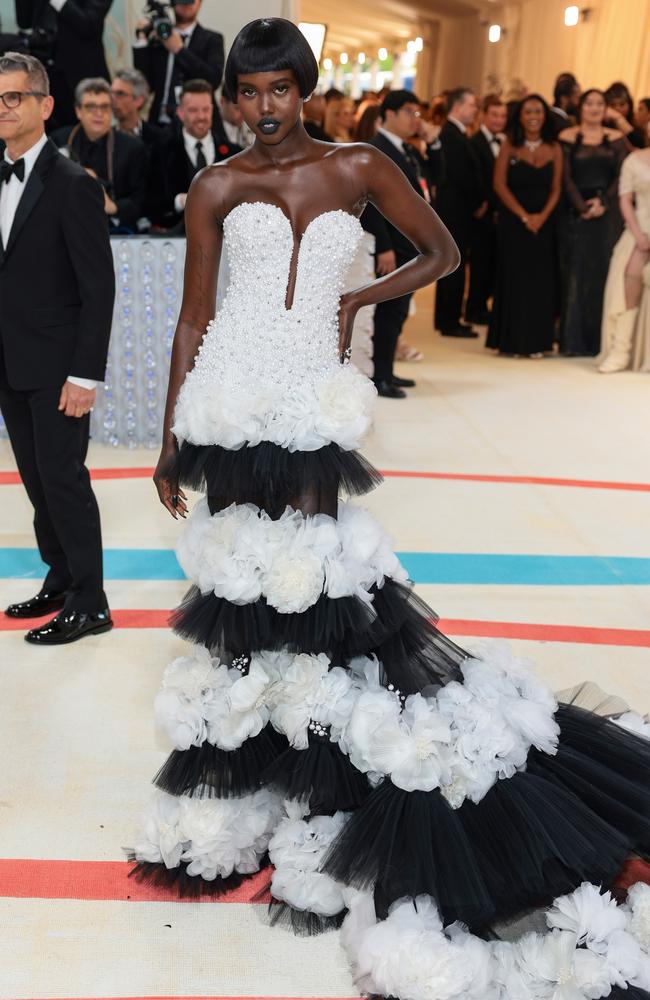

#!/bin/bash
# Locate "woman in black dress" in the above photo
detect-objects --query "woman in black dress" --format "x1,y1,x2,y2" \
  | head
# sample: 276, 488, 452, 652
604, 81, 646, 149
487, 95, 562, 356
559, 89, 628, 355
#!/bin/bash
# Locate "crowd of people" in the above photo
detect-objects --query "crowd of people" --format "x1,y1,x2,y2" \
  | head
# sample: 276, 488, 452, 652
4, 0, 648, 389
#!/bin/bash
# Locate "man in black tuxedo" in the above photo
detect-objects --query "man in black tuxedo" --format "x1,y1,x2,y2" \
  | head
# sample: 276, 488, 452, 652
110, 67, 163, 152
551, 73, 580, 135
53, 77, 149, 232
150, 78, 239, 232
361, 89, 443, 398
434, 87, 484, 338
465, 94, 507, 326
42, 0, 113, 129
0, 52, 114, 643
133, 0, 224, 126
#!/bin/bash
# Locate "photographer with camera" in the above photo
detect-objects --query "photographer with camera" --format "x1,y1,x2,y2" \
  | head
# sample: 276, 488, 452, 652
133, 0, 223, 126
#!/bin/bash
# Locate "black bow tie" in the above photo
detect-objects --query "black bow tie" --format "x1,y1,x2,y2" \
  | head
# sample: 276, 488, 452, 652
0, 158, 25, 184
491, 134, 502, 144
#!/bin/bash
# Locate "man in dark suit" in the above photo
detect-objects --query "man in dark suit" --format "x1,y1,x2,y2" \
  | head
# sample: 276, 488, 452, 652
53, 77, 149, 232
551, 73, 580, 135
0, 52, 114, 643
133, 0, 224, 126
150, 78, 239, 232
42, 0, 113, 129
110, 67, 163, 152
361, 89, 443, 398
434, 87, 484, 338
465, 94, 507, 326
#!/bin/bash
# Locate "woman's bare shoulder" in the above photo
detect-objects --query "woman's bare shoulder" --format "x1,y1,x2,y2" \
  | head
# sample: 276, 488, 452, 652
558, 125, 579, 143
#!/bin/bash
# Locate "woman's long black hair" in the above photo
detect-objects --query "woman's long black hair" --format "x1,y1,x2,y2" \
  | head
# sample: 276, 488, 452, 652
509, 93, 556, 146
224, 18, 319, 101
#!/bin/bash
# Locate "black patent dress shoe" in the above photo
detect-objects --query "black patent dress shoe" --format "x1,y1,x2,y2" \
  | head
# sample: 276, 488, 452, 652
440, 325, 479, 338
25, 608, 113, 645
374, 379, 407, 399
392, 375, 416, 388
5, 587, 67, 619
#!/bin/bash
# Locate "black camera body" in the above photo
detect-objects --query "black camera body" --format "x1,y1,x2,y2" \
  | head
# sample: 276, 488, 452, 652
0, 0, 57, 63
141, 0, 193, 43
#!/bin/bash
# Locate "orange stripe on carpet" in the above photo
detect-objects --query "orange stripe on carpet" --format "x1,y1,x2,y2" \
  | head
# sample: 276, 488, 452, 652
1, 466, 649, 491
0, 859, 271, 904
2, 611, 649, 646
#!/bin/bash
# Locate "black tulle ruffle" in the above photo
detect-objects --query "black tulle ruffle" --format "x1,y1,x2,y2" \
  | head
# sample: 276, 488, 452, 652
171, 578, 467, 695
322, 702, 650, 928
127, 855, 268, 897
609, 990, 650, 1000
153, 725, 287, 798
176, 440, 383, 511
267, 900, 346, 935
261, 735, 372, 814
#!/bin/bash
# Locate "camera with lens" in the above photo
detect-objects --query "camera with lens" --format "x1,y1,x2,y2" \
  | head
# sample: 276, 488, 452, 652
139, 0, 194, 43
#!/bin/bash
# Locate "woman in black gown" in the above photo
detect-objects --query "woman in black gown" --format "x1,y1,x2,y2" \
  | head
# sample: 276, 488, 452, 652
559, 89, 629, 355
487, 95, 562, 356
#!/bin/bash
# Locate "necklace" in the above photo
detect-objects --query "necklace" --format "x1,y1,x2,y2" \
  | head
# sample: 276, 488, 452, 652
524, 139, 543, 152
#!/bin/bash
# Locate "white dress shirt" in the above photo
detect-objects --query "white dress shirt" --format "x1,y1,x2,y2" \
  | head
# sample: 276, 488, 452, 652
173, 129, 215, 212
480, 123, 504, 158
0, 133, 97, 389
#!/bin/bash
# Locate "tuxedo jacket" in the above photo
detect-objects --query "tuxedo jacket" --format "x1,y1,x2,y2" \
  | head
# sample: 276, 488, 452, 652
52, 125, 149, 229
52, 0, 112, 88
134, 24, 225, 123
0, 140, 114, 391
360, 131, 443, 262
436, 121, 484, 235
470, 129, 499, 211
150, 128, 239, 229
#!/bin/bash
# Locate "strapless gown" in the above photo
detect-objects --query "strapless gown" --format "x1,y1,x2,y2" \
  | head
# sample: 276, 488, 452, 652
131, 203, 650, 999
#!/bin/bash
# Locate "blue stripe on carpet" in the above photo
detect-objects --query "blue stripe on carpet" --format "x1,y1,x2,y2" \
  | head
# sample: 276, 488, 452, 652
1, 548, 650, 585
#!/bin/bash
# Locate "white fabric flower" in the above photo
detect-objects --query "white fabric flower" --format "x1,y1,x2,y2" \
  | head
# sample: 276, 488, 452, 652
263, 549, 325, 613
268, 653, 331, 748
611, 711, 650, 740
514, 930, 613, 1000
546, 882, 627, 947
154, 646, 223, 750
269, 811, 348, 917
628, 882, 650, 954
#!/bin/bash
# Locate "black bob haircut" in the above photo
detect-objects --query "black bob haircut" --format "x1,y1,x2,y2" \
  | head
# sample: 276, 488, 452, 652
224, 18, 319, 101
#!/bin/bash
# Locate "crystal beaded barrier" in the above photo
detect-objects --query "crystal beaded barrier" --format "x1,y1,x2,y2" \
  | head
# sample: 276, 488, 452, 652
0, 233, 374, 447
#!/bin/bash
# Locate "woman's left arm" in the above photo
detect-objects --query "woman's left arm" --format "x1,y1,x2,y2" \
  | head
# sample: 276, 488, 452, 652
339, 145, 460, 355
536, 144, 563, 224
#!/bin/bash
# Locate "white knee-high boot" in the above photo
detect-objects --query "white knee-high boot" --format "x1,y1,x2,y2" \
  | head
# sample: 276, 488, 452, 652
598, 308, 639, 373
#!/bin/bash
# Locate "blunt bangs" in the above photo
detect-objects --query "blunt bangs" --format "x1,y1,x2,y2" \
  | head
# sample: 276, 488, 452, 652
224, 18, 319, 101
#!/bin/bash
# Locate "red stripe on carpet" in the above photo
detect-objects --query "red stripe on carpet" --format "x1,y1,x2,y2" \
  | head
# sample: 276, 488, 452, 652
2, 610, 649, 646
1, 466, 649, 491
25, 997, 358, 1000
0, 859, 271, 904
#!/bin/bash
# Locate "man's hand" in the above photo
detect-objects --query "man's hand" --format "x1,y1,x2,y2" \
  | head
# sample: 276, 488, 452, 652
376, 249, 397, 276
103, 191, 118, 216
474, 201, 489, 219
58, 381, 96, 418
162, 29, 184, 54
176, 192, 188, 211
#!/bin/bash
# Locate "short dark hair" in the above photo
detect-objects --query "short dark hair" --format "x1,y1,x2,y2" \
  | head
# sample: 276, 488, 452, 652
380, 89, 420, 117
224, 18, 319, 101
482, 93, 505, 113
181, 78, 214, 100
639, 97, 650, 114
509, 93, 556, 146
446, 87, 473, 114
604, 81, 634, 122
553, 72, 578, 105
0, 51, 49, 95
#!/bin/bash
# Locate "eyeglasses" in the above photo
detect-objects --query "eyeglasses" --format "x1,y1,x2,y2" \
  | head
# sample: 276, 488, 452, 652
0, 90, 47, 109
80, 102, 113, 114
400, 107, 421, 118
110, 89, 132, 100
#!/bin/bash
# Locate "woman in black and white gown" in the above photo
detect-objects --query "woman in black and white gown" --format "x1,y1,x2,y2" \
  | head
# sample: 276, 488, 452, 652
130, 19, 650, 1000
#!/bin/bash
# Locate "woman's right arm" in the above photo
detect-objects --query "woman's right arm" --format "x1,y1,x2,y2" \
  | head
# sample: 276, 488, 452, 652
153, 171, 224, 517
493, 141, 527, 220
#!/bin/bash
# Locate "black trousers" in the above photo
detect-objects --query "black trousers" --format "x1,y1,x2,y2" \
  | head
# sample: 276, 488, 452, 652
0, 383, 106, 612
372, 290, 413, 382
434, 216, 471, 332
466, 214, 498, 319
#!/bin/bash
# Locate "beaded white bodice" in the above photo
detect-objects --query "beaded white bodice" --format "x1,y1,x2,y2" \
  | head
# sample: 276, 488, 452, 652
173, 202, 377, 453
